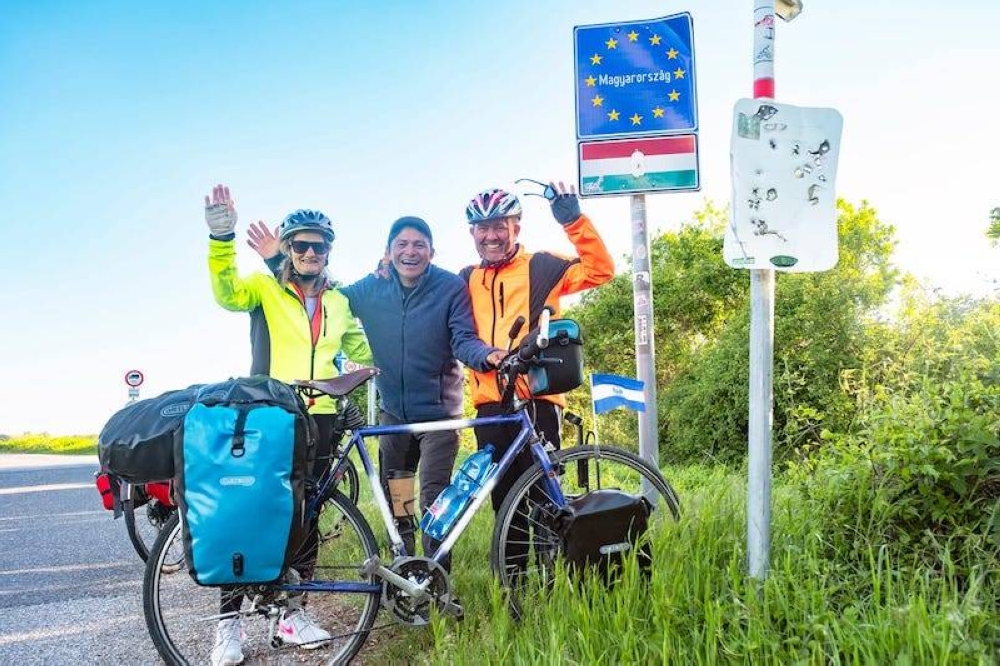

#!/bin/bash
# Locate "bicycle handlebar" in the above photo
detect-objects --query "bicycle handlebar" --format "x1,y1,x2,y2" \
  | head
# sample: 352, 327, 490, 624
535, 307, 551, 351
515, 306, 553, 363
497, 306, 561, 405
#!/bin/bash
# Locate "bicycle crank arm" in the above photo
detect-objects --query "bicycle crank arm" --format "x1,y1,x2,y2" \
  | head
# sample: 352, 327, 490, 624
440, 598, 464, 620
362, 558, 432, 602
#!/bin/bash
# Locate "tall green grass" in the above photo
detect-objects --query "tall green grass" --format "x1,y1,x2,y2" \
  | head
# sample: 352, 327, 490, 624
0, 432, 97, 455
361, 464, 999, 665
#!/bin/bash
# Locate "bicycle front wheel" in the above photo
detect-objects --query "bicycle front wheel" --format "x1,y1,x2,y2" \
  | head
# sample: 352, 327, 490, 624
143, 492, 381, 666
490, 444, 680, 618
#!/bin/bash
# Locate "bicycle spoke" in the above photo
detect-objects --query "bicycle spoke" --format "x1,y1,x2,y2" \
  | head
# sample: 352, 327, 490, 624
491, 445, 680, 618
144, 494, 379, 665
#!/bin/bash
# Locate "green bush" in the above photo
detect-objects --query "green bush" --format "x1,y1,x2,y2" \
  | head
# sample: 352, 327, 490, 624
788, 298, 1000, 556
408, 465, 999, 664
569, 200, 899, 465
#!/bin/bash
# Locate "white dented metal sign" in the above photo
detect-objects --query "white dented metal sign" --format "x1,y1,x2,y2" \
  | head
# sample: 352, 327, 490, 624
724, 99, 843, 272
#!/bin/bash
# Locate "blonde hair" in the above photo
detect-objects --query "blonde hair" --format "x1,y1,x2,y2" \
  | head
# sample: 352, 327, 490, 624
278, 239, 329, 293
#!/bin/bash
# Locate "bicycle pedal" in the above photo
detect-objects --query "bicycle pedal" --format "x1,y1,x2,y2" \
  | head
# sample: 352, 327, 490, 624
441, 597, 464, 621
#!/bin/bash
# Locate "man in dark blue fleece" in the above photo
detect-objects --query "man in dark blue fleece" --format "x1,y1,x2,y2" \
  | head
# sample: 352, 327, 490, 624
251, 216, 503, 567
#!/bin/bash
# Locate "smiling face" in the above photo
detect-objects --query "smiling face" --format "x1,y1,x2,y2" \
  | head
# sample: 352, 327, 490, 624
470, 216, 520, 264
288, 230, 330, 277
389, 226, 434, 286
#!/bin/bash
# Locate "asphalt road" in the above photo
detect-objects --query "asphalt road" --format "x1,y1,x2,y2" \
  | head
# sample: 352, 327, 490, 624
0, 454, 161, 664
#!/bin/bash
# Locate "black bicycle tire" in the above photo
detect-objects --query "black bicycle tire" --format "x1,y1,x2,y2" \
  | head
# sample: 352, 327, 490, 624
123, 499, 149, 561
143, 492, 380, 666
336, 456, 360, 504
124, 498, 162, 562
489, 444, 681, 618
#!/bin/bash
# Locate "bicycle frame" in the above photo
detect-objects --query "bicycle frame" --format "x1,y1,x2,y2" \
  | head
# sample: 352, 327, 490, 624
283, 406, 566, 595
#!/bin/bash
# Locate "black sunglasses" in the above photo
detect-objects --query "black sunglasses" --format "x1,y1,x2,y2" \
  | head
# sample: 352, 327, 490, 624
515, 178, 558, 201
290, 240, 331, 255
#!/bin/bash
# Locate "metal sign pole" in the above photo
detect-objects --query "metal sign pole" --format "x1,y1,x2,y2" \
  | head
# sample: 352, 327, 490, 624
748, 272, 774, 581
631, 193, 659, 492
747, 0, 779, 582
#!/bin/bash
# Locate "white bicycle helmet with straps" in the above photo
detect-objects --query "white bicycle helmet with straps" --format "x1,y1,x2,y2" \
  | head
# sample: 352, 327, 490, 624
465, 188, 522, 223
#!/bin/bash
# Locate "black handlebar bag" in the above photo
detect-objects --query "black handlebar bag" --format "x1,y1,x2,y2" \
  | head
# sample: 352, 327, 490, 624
526, 319, 584, 396
174, 376, 315, 587
553, 489, 652, 583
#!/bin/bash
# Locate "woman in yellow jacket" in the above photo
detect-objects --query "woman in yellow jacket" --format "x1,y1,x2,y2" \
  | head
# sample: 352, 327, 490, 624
203, 184, 371, 666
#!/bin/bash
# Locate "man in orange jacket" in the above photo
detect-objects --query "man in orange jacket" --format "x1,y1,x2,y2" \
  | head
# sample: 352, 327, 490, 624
460, 181, 614, 514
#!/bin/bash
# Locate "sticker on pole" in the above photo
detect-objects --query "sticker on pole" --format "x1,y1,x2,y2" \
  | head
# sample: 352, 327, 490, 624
124, 370, 144, 388
724, 99, 843, 272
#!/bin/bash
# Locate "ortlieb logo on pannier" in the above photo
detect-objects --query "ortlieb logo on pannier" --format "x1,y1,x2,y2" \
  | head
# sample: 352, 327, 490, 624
174, 376, 315, 587
98, 386, 201, 484
553, 489, 652, 583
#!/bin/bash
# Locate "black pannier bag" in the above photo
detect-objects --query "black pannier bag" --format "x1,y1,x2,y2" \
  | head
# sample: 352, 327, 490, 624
553, 489, 652, 582
98, 387, 200, 483
174, 376, 316, 586
526, 319, 584, 397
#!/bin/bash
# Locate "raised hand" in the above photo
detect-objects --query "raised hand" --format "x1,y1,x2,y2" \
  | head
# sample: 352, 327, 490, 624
204, 184, 238, 236
371, 250, 391, 280
247, 220, 281, 260
548, 180, 581, 226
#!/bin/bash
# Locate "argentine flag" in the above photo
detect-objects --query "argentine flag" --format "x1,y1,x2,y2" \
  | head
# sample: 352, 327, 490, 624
591, 373, 646, 414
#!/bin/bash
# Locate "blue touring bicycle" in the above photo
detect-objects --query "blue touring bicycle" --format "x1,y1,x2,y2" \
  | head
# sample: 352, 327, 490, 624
142, 309, 680, 665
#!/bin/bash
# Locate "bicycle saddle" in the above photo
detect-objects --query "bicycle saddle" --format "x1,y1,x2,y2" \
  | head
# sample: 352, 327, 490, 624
293, 367, 379, 397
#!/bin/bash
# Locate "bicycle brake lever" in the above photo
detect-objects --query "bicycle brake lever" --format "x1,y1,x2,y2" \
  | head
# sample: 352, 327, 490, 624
507, 315, 526, 352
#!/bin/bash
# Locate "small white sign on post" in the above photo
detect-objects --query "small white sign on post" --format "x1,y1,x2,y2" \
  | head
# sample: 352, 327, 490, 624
124, 369, 144, 403
725, 99, 843, 272
124, 370, 144, 387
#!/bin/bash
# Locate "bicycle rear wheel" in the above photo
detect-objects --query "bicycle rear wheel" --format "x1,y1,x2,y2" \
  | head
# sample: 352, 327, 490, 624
143, 492, 381, 665
124, 491, 177, 563
332, 455, 360, 505
490, 444, 680, 618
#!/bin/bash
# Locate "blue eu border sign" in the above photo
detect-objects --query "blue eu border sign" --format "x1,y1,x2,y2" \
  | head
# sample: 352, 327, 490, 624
574, 13, 698, 140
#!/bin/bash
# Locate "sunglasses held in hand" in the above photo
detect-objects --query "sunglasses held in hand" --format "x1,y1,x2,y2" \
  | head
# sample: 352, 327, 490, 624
290, 240, 331, 255
515, 178, 559, 201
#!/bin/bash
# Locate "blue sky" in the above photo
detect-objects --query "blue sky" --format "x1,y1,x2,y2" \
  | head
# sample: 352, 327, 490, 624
1, 0, 996, 435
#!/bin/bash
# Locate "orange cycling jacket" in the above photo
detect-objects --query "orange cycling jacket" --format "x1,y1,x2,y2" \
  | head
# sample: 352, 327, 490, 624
460, 213, 614, 408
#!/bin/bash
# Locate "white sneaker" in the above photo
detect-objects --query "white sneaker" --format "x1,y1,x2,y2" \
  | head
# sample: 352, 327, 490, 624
211, 618, 245, 666
278, 609, 332, 649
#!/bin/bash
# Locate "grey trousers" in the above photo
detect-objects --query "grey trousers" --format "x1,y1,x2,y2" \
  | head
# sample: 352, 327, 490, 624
378, 410, 460, 570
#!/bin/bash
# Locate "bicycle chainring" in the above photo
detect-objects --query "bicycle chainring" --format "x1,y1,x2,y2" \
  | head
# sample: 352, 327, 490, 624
381, 557, 452, 626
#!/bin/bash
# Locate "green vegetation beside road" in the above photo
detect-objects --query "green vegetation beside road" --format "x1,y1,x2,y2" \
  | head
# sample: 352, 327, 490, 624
0, 433, 97, 455
371, 464, 998, 664
5, 197, 998, 661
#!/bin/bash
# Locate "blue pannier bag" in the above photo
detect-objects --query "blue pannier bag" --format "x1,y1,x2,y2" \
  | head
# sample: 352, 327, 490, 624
174, 376, 315, 586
